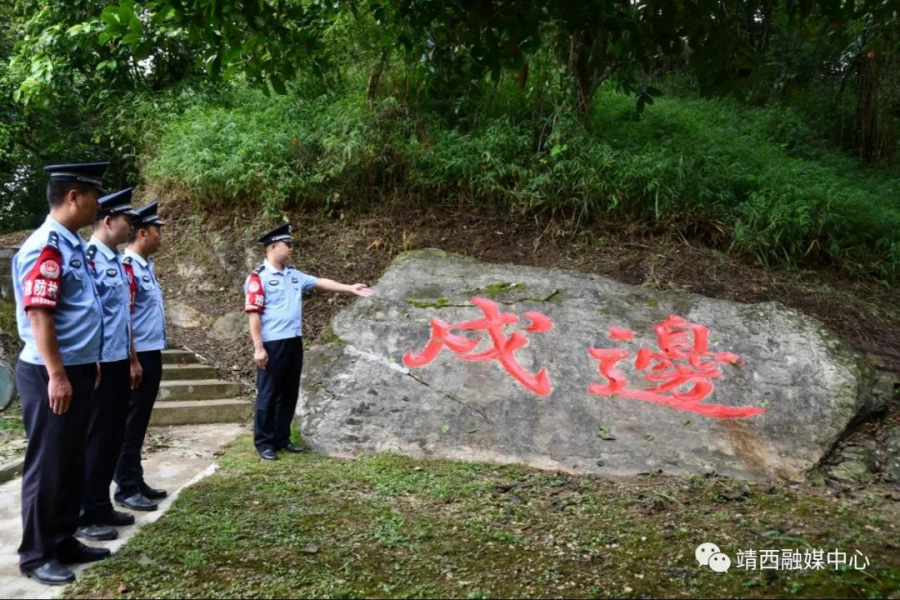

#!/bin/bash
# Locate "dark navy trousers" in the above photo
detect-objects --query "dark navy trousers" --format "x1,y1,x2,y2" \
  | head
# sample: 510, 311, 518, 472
255, 336, 304, 452
81, 359, 131, 524
17, 361, 96, 571
114, 350, 162, 499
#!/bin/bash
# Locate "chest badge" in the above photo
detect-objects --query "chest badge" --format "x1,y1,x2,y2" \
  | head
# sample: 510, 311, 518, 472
142, 275, 151, 282
106, 268, 117, 277
69, 258, 82, 268
269, 280, 279, 286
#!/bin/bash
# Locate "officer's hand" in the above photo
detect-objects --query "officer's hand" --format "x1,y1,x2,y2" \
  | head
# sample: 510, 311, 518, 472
254, 347, 269, 370
130, 358, 143, 390
95, 362, 102, 391
350, 283, 375, 297
48, 373, 73, 415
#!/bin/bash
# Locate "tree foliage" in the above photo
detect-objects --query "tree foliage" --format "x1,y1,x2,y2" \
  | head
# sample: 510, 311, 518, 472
1, 0, 898, 279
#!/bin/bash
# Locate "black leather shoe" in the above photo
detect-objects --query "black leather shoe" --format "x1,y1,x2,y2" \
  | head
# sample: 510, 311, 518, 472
21, 560, 75, 586
281, 443, 307, 453
75, 524, 118, 542
140, 482, 168, 500
100, 509, 135, 527
259, 448, 278, 461
116, 493, 158, 512
58, 539, 111, 564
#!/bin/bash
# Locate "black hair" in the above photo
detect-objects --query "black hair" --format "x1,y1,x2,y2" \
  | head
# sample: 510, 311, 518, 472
47, 180, 94, 207
127, 223, 158, 244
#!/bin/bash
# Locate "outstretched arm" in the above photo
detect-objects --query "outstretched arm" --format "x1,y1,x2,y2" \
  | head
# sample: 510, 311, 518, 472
313, 279, 375, 297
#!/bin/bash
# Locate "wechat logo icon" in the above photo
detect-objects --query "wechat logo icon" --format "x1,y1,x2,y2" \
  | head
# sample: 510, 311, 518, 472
696, 542, 731, 573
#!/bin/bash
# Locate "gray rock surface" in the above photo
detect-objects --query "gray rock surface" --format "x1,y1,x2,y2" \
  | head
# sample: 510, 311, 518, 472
299, 249, 877, 481
168, 301, 212, 329
883, 425, 900, 483
0, 360, 12, 412
211, 311, 249, 340
0, 248, 15, 302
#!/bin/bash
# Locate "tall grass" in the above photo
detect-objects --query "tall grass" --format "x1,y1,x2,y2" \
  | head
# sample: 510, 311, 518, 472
141, 84, 900, 282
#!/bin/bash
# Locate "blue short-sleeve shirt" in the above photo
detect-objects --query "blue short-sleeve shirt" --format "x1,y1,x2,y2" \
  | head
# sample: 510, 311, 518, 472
13, 216, 104, 366
87, 236, 132, 363
243, 259, 317, 342
123, 248, 167, 352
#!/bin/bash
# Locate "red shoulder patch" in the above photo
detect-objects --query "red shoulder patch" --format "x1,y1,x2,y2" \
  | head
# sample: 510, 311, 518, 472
244, 272, 265, 313
123, 262, 137, 313
22, 246, 64, 310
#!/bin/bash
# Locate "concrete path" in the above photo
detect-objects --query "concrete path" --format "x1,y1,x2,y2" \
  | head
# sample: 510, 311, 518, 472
0, 423, 246, 599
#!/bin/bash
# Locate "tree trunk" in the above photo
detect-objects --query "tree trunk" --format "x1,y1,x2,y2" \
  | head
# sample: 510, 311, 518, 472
366, 49, 388, 109
569, 31, 599, 112
856, 43, 895, 164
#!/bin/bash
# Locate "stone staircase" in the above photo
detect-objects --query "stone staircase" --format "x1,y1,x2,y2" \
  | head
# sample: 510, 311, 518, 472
150, 349, 253, 426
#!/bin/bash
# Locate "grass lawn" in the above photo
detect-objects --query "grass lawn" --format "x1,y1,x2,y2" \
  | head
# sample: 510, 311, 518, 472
65, 434, 899, 599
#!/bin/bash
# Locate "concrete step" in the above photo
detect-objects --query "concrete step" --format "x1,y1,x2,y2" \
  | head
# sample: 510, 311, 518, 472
161, 349, 199, 365
158, 379, 242, 402
161, 364, 218, 381
149, 399, 253, 426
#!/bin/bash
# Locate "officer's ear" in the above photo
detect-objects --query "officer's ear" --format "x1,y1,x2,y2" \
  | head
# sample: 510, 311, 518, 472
63, 186, 81, 208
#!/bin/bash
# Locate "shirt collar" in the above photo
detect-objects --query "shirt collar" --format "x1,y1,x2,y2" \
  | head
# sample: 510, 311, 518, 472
124, 248, 149, 267
264, 259, 286, 274
88, 235, 118, 260
45, 216, 84, 249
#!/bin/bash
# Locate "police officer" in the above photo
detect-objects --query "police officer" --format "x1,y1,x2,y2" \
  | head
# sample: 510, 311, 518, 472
77, 188, 142, 542
244, 223, 374, 461
13, 162, 112, 585
114, 201, 167, 511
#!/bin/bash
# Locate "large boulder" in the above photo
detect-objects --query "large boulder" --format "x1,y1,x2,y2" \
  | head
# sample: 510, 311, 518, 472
211, 311, 249, 340
168, 301, 213, 329
298, 249, 877, 481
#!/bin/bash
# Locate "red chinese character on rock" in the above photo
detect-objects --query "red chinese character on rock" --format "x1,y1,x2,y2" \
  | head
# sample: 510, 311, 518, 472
403, 296, 554, 396
588, 315, 765, 419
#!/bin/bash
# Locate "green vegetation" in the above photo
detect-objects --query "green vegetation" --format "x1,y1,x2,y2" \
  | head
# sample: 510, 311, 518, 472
0, 400, 25, 465
1, 2, 898, 283
479, 283, 528, 296
65, 435, 899, 599
143, 84, 900, 280
406, 297, 456, 309
0, 299, 16, 339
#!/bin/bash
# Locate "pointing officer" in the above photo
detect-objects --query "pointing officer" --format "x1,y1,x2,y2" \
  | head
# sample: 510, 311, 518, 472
244, 223, 375, 461
12, 162, 112, 585
114, 201, 167, 511
77, 188, 142, 542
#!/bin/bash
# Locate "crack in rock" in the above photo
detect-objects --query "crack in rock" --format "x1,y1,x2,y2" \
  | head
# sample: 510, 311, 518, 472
405, 370, 490, 422
344, 344, 409, 375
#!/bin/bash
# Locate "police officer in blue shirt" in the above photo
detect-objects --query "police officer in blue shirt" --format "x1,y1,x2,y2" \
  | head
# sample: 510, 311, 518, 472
116, 201, 167, 511
77, 188, 143, 542
244, 223, 374, 461
12, 162, 113, 585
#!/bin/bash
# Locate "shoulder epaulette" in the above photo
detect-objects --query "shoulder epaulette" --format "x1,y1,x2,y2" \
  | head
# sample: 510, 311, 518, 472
47, 231, 59, 250
86, 245, 98, 261
253, 265, 265, 274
